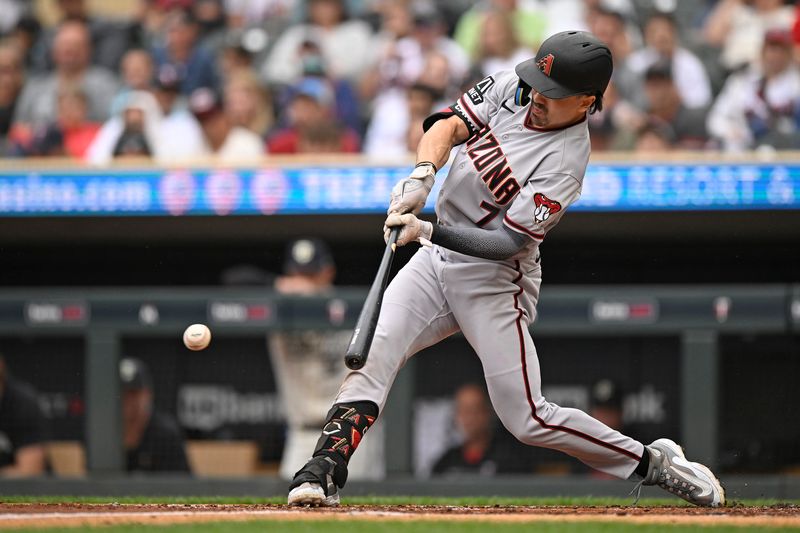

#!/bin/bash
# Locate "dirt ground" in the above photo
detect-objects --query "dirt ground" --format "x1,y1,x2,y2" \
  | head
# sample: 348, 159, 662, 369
0, 503, 799, 529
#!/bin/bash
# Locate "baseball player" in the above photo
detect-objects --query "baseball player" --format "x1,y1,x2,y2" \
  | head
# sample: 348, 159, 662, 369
288, 31, 725, 507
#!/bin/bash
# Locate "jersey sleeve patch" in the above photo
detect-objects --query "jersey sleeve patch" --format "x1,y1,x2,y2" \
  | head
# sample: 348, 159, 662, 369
532, 193, 562, 224
422, 102, 479, 140
467, 76, 495, 105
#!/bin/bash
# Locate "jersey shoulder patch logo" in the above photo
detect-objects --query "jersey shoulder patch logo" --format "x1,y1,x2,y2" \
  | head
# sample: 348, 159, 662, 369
467, 76, 495, 105
537, 54, 554, 77
533, 193, 561, 223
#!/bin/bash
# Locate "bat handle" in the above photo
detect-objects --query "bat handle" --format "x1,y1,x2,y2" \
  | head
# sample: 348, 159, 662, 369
386, 226, 400, 248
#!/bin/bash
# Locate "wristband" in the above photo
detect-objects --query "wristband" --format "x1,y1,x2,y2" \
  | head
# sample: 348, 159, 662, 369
415, 161, 438, 173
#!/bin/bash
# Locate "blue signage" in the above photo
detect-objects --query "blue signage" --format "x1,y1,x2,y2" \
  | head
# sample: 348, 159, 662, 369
0, 163, 797, 216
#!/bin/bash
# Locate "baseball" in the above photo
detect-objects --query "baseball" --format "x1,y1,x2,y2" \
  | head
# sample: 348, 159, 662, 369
183, 323, 211, 351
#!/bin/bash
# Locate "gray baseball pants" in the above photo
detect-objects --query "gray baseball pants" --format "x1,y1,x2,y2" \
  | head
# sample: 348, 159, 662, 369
336, 245, 644, 479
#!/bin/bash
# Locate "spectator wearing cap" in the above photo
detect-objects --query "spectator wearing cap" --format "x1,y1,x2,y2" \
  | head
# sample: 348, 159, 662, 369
262, 0, 372, 85
150, 64, 208, 163
0, 355, 49, 478
290, 38, 362, 134
708, 28, 800, 152
189, 87, 265, 162
627, 12, 712, 110
269, 238, 386, 481
267, 77, 359, 153
704, 0, 796, 72
119, 357, 190, 473
13, 20, 119, 127
151, 8, 219, 95
274, 238, 335, 294
453, 0, 547, 62
29, 0, 132, 73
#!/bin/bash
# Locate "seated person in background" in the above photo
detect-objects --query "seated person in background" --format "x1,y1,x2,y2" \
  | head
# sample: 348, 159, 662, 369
639, 62, 708, 150
432, 383, 533, 476
634, 118, 676, 153
267, 78, 359, 154
86, 91, 163, 165
13, 20, 119, 127
707, 28, 800, 152
0, 355, 48, 477
188, 87, 265, 163
19, 84, 101, 158
150, 7, 219, 95
120, 357, 190, 473
626, 12, 711, 110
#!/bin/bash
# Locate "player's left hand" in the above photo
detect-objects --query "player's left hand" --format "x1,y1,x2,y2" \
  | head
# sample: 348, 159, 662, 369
384, 213, 433, 247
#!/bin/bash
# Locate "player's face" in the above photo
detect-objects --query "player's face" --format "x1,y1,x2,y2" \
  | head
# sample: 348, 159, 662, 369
529, 91, 595, 129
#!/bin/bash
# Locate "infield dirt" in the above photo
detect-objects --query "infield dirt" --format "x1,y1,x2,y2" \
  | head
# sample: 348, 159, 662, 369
1, 503, 799, 529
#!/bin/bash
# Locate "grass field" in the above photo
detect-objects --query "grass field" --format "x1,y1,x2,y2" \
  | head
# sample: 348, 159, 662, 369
1, 496, 798, 532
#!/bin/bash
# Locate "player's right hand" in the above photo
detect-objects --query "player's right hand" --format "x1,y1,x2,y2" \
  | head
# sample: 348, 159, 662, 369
388, 163, 436, 215
383, 213, 433, 246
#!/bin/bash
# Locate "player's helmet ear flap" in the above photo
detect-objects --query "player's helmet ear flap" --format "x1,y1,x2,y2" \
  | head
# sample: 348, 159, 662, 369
514, 79, 532, 106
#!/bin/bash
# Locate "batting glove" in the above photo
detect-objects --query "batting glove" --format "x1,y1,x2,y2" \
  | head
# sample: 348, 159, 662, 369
384, 213, 433, 247
388, 162, 436, 215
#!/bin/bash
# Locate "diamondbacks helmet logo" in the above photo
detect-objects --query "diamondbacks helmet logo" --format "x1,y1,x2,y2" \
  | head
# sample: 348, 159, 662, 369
533, 193, 561, 223
537, 54, 555, 77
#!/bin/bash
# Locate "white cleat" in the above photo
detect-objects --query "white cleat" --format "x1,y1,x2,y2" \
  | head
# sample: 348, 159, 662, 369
287, 482, 340, 507
645, 438, 725, 507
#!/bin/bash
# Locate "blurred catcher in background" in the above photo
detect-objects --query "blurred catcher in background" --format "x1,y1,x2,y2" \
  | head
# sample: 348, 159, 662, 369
269, 238, 385, 481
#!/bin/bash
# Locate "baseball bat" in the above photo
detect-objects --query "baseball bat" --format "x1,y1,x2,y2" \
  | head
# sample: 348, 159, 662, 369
344, 227, 400, 370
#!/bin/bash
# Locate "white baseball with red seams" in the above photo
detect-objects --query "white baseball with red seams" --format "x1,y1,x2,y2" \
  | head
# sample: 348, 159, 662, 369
334, 70, 645, 479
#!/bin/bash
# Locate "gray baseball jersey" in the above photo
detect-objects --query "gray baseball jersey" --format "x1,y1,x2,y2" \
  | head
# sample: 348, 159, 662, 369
333, 70, 646, 479
433, 70, 588, 265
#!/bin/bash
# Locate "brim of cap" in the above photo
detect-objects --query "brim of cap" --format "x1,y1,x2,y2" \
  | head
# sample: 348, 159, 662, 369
515, 58, 579, 99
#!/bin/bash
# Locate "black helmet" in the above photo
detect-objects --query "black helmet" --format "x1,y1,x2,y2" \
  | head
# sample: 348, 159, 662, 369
516, 31, 613, 99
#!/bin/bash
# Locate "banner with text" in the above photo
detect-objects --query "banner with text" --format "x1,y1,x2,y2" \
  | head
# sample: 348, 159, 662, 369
0, 163, 797, 216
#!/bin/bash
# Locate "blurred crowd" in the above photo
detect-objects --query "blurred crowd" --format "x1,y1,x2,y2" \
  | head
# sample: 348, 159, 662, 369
0, 0, 799, 164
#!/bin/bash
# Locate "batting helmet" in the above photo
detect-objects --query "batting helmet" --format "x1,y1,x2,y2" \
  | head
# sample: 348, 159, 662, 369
515, 31, 613, 100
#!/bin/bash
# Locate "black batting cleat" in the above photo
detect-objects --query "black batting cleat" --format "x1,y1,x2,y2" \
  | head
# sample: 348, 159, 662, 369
287, 456, 341, 507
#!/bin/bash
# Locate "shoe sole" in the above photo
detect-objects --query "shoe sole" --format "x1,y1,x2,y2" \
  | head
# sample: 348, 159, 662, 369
652, 438, 726, 507
287, 487, 340, 507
